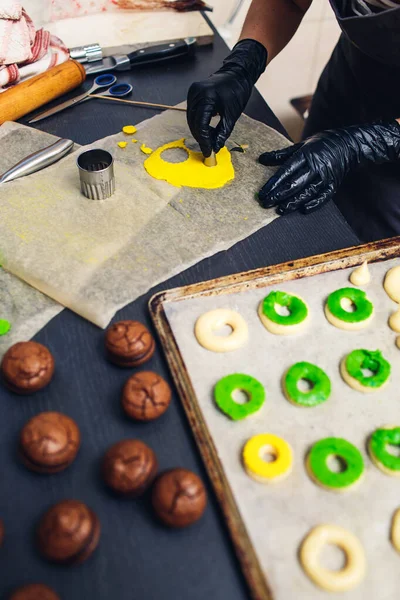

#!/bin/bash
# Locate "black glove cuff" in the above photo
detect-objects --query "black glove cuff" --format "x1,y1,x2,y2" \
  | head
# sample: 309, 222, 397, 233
219, 38, 268, 85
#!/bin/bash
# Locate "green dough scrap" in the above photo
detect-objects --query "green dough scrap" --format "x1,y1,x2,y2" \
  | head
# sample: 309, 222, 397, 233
0, 319, 11, 336
214, 373, 265, 421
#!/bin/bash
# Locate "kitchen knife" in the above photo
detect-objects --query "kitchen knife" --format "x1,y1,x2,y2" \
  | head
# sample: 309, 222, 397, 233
85, 37, 196, 75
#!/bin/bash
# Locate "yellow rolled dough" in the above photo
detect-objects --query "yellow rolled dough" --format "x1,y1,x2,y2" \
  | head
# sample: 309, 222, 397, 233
144, 138, 234, 189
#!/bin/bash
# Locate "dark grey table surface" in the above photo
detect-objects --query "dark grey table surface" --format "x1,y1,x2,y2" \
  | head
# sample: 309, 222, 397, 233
0, 19, 360, 600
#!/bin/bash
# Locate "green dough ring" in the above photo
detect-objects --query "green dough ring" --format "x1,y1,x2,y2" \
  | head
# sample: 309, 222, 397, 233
308, 437, 364, 491
260, 291, 308, 326
0, 320, 11, 336
345, 349, 391, 389
369, 427, 400, 473
214, 374, 265, 421
326, 287, 373, 324
284, 362, 331, 407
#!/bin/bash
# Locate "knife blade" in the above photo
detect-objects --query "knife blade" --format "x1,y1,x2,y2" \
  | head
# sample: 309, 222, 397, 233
85, 37, 196, 75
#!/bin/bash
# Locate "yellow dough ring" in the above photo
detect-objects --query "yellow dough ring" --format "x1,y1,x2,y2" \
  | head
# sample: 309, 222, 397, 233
242, 433, 293, 483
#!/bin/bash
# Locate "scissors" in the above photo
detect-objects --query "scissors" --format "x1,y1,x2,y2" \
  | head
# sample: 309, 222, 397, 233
29, 74, 133, 124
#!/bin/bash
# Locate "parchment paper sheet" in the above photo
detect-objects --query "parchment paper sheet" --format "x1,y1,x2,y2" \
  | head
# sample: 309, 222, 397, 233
0, 268, 62, 359
164, 257, 400, 600
0, 112, 290, 327
0, 124, 63, 357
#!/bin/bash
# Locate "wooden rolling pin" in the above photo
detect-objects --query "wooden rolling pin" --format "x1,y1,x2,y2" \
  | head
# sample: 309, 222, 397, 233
0, 60, 86, 125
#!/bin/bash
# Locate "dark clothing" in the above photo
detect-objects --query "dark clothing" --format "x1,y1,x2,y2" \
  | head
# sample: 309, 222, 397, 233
303, 0, 400, 241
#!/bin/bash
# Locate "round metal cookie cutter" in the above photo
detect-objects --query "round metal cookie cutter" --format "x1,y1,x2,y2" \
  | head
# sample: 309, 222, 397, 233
77, 148, 115, 200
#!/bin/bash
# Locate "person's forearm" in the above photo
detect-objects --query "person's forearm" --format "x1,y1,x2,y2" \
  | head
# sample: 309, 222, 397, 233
239, 0, 313, 62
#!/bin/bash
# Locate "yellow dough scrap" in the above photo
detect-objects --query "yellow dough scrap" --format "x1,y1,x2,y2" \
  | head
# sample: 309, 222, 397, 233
350, 261, 370, 286
384, 266, 400, 303
117, 141, 128, 148
122, 125, 137, 134
144, 138, 235, 189
131, 138, 138, 143
140, 143, 153, 155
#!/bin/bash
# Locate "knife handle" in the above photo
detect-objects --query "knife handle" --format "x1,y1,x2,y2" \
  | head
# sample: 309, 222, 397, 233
0, 139, 74, 184
127, 39, 194, 68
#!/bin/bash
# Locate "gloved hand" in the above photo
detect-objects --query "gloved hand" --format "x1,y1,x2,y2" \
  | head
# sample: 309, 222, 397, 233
258, 120, 400, 214
187, 39, 267, 157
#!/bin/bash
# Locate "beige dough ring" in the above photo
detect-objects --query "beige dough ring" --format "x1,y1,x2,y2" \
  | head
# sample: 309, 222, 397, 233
242, 433, 293, 483
300, 524, 366, 592
391, 508, 400, 553
194, 309, 248, 352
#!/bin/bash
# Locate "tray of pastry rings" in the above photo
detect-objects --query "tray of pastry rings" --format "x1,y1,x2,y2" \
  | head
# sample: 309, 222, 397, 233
149, 237, 400, 600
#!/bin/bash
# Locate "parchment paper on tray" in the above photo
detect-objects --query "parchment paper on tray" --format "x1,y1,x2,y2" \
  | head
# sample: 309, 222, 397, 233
0, 111, 290, 328
0, 267, 62, 359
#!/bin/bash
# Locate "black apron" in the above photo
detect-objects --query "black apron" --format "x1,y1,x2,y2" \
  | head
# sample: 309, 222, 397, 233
303, 0, 400, 242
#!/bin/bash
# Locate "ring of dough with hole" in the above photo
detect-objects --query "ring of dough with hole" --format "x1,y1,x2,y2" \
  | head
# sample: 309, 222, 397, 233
325, 287, 374, 331
258, 291, 309, 335
391, 508, 400, 552
214, 373, 265, 421
300, 524, 366, 592
283, 362, 331, 408
368, 426, 400, 476
306, 437, 364, 492
143, 138, 234, 189
242, 433, 293, 483
384, 265, 400, 303
194, 309, 248, 353
340, 349, 391, 393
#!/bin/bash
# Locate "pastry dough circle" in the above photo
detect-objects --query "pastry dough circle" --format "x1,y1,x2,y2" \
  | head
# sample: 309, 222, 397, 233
194, 309, 248, 353
368, 425, 400, 477
300, 524, 366, 592
242, 433, 293, 483
340, 353, 390, 394
384, 266, 400, 303
258, 294, 310, 336
391, 508, 400, 553
325, 305, 374, 331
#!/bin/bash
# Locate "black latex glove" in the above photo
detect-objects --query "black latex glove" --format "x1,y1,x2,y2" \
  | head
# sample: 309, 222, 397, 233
187, 39, 267, 157
258, 120, 400, 214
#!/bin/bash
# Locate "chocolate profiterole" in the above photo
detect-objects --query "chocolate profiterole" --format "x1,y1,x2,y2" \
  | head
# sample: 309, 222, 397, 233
1, 341, 55, 394
9, 584, 60, 600
152, 468, 207, 528
37, 500, 100, 564
102, 439, 157, 497
122, 371, 171, 422
105, 320, 155, 367
20, 412, 80, 474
